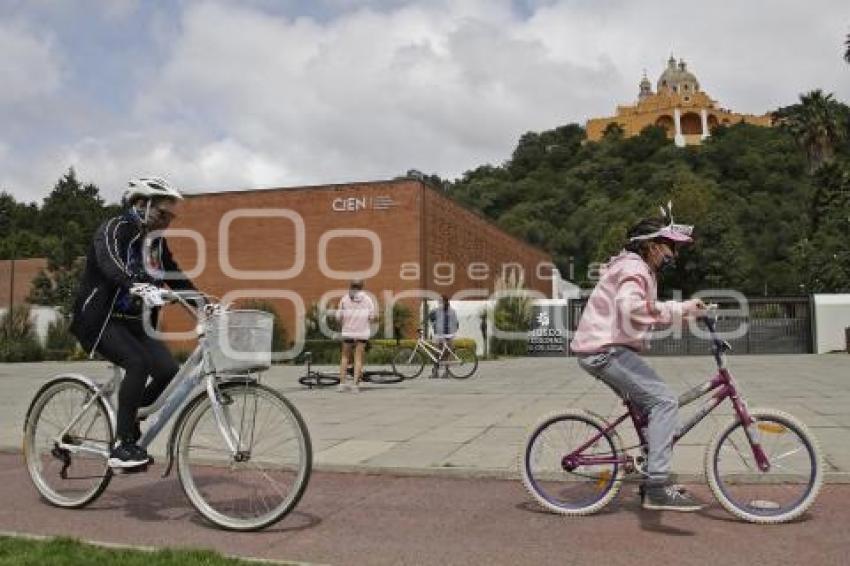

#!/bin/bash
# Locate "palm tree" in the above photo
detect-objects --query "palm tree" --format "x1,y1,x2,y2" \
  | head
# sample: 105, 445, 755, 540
845, 32, 850, 64
779, 90, 847, 172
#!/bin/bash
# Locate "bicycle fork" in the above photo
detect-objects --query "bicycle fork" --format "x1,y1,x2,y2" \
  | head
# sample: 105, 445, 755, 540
205, 376, 259, 463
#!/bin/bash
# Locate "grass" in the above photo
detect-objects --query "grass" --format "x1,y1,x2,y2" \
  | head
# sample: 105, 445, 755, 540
0, 535, 274, 565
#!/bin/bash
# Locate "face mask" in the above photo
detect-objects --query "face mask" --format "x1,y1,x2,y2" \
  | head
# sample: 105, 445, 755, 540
349, 290, 360, 300
658, 253, 676, 274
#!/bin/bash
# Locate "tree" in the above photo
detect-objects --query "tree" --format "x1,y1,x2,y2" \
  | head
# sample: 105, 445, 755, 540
776, 90, 847, 172
447, 92, 850, 296
39, 168, 110, 262
23, 170, 112, 314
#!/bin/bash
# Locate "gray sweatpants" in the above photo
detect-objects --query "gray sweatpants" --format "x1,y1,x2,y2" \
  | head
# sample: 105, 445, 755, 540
577, 347, 678, 484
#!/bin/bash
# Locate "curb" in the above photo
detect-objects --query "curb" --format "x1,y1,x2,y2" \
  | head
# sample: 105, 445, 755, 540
6, 446, 850, 484
0, 530, 324, 566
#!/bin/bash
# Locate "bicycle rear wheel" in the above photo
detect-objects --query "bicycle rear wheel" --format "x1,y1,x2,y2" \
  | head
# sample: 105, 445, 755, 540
298, 372, 340, 388
520, 410, 622, 516
23, 378, 113, 508
706, 408, 822, 524
445, 347, 478, 379
177, 382, 312, 531
391, 347, 425, 379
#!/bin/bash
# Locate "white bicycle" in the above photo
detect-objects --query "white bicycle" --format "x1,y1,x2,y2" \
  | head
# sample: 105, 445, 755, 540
391, 328, 478, 379
23, 288, 312, 531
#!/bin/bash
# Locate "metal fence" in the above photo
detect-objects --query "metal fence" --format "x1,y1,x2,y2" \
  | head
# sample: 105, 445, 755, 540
567, 296, 812, 356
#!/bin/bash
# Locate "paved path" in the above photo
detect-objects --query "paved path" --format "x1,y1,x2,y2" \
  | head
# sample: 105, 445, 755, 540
2, 355, 849, 480
0, 453, 847, 566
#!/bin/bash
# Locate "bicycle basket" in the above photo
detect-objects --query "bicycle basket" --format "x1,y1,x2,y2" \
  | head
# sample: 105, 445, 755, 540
206, 310, 274, 373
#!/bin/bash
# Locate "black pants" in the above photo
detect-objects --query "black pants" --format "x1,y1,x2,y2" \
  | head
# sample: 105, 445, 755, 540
96, 318, 178, 443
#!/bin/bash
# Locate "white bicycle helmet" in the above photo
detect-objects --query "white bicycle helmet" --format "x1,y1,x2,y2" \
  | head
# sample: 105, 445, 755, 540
124, 177, 183, 203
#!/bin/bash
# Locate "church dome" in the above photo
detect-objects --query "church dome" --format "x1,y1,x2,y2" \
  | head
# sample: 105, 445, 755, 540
657, 56, 700, 95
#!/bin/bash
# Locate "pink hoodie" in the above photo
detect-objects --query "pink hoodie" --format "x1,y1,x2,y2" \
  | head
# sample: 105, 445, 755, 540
570, 251, 684, 353
337, 292, 377, 340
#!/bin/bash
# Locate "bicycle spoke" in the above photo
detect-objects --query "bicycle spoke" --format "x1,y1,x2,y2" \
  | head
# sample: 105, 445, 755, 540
178, 384, 310, 530
25, 381, 112, 508
710, 413, 820, 522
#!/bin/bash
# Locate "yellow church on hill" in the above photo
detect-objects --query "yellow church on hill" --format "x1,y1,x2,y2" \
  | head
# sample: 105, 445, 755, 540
586, 56, 772, 146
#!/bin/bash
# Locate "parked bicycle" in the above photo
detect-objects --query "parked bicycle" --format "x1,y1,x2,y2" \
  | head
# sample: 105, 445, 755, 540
391, 329, 478, 379
23, 288, 312, 531
298, 350, 404, 388
520, 307, 823, 524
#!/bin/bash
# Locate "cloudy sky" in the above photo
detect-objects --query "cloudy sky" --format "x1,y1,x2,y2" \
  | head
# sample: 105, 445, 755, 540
1, 0, 849, 203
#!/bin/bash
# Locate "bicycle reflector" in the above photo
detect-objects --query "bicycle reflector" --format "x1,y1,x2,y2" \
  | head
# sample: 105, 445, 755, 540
595, 470, 612, 491
757, 423, 787, 434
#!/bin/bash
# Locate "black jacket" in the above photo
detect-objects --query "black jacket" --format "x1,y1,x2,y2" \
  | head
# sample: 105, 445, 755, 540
69, 210, 197, 354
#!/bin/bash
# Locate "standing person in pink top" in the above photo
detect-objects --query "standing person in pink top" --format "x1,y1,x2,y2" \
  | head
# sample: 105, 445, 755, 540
336, 279, 377, 393
570, 205, 707, 512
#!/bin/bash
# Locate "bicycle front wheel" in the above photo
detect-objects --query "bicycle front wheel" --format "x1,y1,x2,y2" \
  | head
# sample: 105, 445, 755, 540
362, 370, 405, 385
520, 410, 622, 516
706, 408, 823, 524
23, 378, 113, 508
446, 347, 478, 379
177, 382, 312, 531
391, 347, 425, 379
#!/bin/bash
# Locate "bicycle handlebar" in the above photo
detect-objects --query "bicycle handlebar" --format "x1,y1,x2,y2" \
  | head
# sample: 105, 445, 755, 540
696, 304, 732, 365
130, 285, 225, 318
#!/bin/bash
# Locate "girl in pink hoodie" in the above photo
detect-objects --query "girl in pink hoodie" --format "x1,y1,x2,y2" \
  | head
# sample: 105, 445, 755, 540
336, 279, 377, 392
570, 211, 706, 512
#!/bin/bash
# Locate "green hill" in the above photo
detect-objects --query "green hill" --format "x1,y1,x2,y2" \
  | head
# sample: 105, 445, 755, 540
446, 95, 850, 296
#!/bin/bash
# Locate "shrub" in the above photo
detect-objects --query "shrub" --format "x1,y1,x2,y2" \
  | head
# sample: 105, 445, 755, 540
44, 315, 77, 360
0, 305, 44, 362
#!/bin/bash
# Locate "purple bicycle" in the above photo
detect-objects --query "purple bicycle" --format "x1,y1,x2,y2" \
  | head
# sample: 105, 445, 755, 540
520, 309, 823, 523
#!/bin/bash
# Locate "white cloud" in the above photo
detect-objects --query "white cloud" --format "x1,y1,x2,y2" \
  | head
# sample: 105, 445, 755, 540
1, 0, 849, 201
129, 0, 616, 192
57, 135, 289, 200
0, 21, 62, 105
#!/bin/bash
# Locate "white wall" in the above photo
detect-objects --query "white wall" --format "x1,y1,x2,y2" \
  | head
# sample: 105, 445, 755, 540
812, 294, 850, 354
426, 300, 490, 355
0, 305, 62, 345
425, 298, 570, 356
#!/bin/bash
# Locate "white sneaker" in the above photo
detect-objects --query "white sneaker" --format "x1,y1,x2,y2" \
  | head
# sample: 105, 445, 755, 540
352, 383, 361, 393
337, 381, 350, 392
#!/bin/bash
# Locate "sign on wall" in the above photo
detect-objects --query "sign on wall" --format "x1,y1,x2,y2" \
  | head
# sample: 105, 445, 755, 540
527, 304, 568, 356
331, 196, 397, 212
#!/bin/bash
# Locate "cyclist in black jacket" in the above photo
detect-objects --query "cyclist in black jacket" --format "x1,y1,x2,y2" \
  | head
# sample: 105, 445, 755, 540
70, 177, 198, 469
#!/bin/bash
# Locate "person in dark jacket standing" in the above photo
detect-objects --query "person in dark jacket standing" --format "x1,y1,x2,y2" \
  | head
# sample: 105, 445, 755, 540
428, 295, 459, 378
70, 177, 198, 469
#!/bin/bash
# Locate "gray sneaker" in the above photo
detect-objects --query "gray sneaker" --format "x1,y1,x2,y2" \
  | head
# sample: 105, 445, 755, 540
642, 484, 704, 512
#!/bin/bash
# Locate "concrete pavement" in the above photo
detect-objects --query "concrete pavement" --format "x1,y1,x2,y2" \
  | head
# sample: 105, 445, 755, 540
2, 354, 849, 481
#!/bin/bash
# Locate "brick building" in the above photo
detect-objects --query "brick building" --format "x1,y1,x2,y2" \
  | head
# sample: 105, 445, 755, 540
0, 258, 48, 308
162, 179, 553, 346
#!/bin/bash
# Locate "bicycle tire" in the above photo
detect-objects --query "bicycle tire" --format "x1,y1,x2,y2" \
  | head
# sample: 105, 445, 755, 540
23, 377, 114, 509
298, 372, 340, 388
705, 408, 823, 524
520, 410, 623, 516
176, 381, 312, 531
391, 347, 425, 379
446, 347, 478, 379
361, 370, 404, 385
